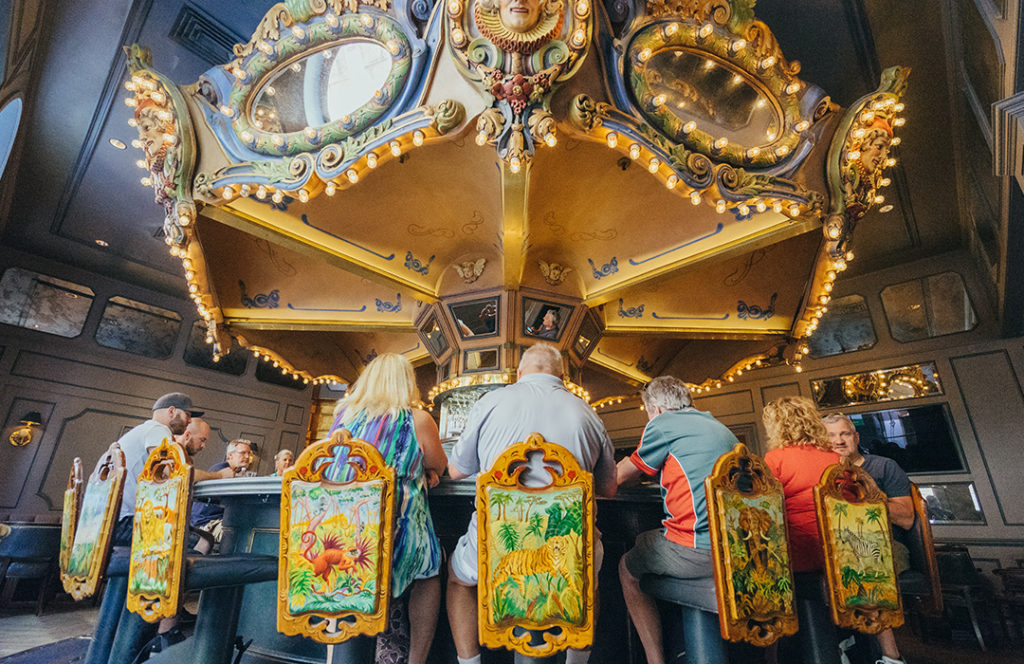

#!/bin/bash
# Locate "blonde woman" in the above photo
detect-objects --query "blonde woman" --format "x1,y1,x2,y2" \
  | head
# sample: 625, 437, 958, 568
327, 353, 447, 664
762, 396, 840, 572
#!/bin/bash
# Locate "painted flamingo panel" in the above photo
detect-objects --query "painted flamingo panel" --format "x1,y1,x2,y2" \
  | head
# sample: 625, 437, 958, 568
287, 479, 384, 614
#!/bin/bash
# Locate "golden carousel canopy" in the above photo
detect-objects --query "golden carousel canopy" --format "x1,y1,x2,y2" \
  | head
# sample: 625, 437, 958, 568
121, 0, 908, 402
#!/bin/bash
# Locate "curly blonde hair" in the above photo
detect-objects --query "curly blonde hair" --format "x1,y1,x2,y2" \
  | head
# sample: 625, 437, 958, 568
333, 353, 419, 424
762, 396, 831, 451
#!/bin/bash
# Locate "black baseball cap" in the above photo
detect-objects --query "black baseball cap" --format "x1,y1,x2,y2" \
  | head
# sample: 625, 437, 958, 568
152, 392, 204, 417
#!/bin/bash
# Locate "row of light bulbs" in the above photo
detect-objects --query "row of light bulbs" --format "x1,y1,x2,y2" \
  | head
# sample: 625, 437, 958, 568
604, 130, 808, 217
215, 128, 428, 204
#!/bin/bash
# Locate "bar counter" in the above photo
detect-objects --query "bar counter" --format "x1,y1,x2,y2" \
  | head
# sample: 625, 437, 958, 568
193, 476, 665, 664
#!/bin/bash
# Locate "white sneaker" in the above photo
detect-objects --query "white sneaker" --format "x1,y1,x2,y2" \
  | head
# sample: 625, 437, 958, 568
876, 656, 906, 664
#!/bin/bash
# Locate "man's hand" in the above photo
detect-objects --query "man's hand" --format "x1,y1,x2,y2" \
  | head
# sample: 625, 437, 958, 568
616, 456, 644, 487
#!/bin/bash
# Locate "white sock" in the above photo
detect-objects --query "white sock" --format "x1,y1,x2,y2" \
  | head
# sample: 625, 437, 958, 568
879, 656, 905, 664
565, 649, 591, 664
456, 655, 481, 664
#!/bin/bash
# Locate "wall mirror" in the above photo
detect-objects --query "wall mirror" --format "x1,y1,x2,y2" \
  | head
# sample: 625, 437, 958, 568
917, 482, 985, 524
0, 267, 94, 338
837, 404, 964, 474
95, 296, 180, 358
522, 297, 571, 342
449, 297, 499, 339
880, 272, 977, 342
419, 314, 449, 358
574, 313, 601, 358
250, 42, 393, 133
464, 347, 500, 373
183, 321, 247, 375
807, 294, 876, 358
812, 362, 942, 408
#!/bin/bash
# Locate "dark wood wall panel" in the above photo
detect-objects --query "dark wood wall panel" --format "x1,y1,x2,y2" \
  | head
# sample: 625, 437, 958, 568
11, 350, 282, 421
0, 396, 55, 508
950, 350, 1024, 525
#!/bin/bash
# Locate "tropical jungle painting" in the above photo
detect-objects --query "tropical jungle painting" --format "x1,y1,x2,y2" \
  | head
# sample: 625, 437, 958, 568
823, 496, 899, 610
286, 479, 384, 615
67, 479, 115, 578
60, 488, 77, 572
484, 486, 585, 627
716, 490, 794, 618
128, 478, 183, 597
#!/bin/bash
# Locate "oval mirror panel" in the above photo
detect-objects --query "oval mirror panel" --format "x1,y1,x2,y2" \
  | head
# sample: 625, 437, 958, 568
637, 48, 782, 148
250, 41, 393, 133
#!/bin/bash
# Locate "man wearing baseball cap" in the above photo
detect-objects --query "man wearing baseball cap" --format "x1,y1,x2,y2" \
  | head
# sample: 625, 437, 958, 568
112, 392, 205, 545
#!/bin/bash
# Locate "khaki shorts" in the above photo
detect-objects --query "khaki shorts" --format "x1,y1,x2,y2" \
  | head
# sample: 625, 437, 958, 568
450, 511, 604, 585
623, 528, 713, 580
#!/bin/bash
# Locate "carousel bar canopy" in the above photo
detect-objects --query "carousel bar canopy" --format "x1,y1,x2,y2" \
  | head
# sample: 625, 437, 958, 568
122, 0, 908, 403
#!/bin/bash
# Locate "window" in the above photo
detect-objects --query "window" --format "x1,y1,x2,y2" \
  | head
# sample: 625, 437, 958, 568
95, 296, 181, 358
843, 404, 965, 474
182, 321, 247, 375
807, 294, 876, 358
916, 482, 985, 524
0, 267, 93, 337
880, 272, 977, 342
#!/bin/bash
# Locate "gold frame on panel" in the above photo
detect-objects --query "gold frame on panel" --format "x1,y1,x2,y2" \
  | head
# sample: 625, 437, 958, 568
126, 439, 193, 622
59, 457, 84, 578
477, 433, 595, 656
62, 443, 126, 600
277, 429, 396, 643
705, 443, 798, 646
814, 458, 904, 634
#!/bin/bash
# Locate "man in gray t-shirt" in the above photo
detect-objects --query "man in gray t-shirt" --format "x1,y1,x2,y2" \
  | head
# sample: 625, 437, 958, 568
446, 343, 617, 664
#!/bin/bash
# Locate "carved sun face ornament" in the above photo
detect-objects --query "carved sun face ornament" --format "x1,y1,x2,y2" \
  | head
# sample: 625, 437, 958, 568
448, 0, 591, 172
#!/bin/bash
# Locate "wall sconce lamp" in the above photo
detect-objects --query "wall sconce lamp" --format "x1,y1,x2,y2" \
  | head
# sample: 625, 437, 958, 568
9, 411, 43, 446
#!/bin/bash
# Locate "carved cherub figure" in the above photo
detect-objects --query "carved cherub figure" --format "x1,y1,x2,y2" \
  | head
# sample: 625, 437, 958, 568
454, 258, 487, 283
539, 260, 572, 286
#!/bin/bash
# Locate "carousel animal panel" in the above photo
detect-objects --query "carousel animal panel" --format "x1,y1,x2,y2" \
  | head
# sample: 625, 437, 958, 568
126, 439, 192, 622
815, 460, 904, 633
128, 479, 184, 601
63, 445, 125, 600
477, 435, 595, 655
65, 476, 116, 579
822, 497, 900, 612
717, 494, 794, 627
482, 485, 585, 627
285, 479, 385, 615
278, 431, 395, 643
705, 443, 797, 646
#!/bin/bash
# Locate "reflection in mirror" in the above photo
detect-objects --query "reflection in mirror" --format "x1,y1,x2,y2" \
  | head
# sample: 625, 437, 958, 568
95, 296, 181, 358
437, 385, 503, 441
183, 321, 247, 375
522, 297, 571, 341
0, 267, 94, 337
250, 42, 393, 133
807, 294, 876, 358
574, 314, 600, 357
464, 348, 500, 373
812, 363, 942, 408
833, 404, 964, 474
643, 49, 781, 146
449, 297, 499, 339
917, 482, 985, 524
420, 314, 449, 357
880, 272, 977, 342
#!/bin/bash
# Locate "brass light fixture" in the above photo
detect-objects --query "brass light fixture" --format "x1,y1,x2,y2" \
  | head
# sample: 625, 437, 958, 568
9, 411, 43, 446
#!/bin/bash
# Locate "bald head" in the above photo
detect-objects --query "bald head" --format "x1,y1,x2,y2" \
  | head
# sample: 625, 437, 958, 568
177, 418, 211, 456
518, 343, 563, 377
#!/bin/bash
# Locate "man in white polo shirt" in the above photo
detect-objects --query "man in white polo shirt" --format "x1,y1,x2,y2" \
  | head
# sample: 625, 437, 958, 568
112, 392, 200, 546
445, 343, 617, 664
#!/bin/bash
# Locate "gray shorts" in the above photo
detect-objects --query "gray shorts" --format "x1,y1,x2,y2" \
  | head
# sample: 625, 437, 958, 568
623, 528, 713, 580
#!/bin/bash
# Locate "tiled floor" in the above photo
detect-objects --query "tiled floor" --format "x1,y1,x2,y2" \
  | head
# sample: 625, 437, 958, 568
0, 606, 98, 658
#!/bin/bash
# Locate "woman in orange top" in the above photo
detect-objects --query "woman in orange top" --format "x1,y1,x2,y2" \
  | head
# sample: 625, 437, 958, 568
762, 396, 840, 572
